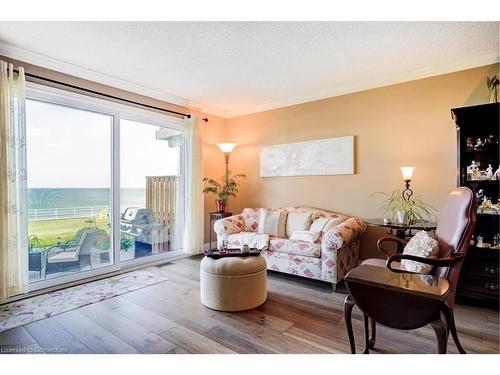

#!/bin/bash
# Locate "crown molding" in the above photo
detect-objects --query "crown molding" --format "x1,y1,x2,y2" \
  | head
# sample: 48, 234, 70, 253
0, 43, 192, 109
1, 43, 498, 119
222, 52, 500, 118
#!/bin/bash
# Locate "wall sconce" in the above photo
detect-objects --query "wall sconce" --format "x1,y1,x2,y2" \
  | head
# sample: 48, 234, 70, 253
400, 166, 415, 201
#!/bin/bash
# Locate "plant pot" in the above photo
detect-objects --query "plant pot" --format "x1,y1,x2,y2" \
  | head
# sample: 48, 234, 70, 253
395, 210, 408, 224
215, 200, 227, 213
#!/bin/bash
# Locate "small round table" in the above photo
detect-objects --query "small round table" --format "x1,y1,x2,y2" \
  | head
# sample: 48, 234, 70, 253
365, 218, 437, 252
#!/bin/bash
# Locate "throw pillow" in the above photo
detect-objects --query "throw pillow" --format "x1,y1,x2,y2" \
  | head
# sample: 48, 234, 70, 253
321, 217, 344, 233
286, 211, 313, 238
258, 208, 288, 237
310, 217, 330, 233
290, 230, 321, 243
242, 208, 260, 232
401, 230, 439, 274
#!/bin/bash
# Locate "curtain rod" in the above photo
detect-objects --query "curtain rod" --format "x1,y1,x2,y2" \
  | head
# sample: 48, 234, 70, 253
10, 69, 191, 119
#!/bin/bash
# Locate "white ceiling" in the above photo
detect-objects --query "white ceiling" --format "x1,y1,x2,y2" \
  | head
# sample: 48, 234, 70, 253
0, 22, 498, 118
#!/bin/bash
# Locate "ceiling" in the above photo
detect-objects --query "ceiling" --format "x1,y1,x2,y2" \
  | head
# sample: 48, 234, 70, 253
0, 22, 498, 118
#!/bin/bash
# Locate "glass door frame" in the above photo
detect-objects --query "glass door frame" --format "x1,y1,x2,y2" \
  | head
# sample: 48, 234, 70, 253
26, 83, 185, 292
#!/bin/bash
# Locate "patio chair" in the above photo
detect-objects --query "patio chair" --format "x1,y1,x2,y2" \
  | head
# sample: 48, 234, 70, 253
46, 229, 99, 274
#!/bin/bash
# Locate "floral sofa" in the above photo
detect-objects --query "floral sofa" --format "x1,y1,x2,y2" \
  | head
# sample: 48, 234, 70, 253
213, 207, 366, 290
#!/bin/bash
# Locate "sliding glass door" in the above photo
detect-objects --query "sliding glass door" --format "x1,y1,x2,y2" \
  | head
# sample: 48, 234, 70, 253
25, 84, 184, 291
119, 119, 183, 264
26, 99, 114, 284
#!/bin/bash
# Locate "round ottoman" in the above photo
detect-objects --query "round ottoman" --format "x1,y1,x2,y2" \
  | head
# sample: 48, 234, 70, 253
200, 255, 267, 312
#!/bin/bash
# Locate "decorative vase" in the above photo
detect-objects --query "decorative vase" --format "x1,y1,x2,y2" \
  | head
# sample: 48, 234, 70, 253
215, 199, 227, 213
396, 210, 407, 224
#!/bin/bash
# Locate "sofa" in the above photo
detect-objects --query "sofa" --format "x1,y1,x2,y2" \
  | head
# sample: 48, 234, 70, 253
213, 206, 366, 290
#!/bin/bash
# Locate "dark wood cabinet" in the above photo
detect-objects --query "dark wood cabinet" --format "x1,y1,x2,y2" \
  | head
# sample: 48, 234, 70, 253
452, 103, 499, 306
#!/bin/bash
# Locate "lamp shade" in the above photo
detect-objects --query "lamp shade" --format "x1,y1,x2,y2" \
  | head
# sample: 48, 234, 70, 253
217, 143, 237, 153
400, 167, 416, 181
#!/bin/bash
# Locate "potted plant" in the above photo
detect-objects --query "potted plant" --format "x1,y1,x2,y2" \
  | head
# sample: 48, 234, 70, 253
372, 190, 436, 225
28, 234, 47, 273
203, 171, 246, 212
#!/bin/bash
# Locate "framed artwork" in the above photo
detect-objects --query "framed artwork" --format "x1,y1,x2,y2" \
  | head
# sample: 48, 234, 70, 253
260, 136, 354, 177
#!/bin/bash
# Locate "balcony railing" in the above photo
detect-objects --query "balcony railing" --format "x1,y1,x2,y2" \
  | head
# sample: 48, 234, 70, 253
28, 206, 109, 222
146, 175, 180, 253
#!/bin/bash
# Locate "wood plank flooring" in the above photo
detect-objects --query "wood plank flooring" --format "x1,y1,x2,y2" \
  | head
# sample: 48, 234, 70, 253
1, 255, 498, 354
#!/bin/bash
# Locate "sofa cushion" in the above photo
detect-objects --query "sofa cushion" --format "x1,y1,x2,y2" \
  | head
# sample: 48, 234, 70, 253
227, 232, 269, 250
285, 211, 313, 238
242, 208, 260, 232
258, 208, 288, 237
289, 230, 320, 243
269, 237, 321, 258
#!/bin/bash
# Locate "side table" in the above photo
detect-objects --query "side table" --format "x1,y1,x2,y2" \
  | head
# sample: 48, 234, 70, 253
208, 211, 233, 250
365, 218, 437, 253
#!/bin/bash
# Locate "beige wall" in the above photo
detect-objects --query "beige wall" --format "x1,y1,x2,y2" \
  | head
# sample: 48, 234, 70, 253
223, 64, 499, 259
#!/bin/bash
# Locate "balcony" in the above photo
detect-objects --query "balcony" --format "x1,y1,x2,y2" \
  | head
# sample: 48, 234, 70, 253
28, 176, 180, 283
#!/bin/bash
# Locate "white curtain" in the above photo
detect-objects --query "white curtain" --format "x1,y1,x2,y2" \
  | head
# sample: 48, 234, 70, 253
182, 116, 204, 254
0, 61, 28, 301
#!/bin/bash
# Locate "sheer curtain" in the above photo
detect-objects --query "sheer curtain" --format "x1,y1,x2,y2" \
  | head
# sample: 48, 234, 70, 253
0, 61, 28, 301
182, 115, 204, 254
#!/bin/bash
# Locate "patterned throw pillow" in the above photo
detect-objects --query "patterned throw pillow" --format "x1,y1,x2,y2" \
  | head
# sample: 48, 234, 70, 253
285, 212, 313, 238
242, 208, 260, 232
401, 230, 439, 274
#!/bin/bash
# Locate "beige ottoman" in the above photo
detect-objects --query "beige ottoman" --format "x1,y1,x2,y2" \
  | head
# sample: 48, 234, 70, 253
200, 255, 267, 312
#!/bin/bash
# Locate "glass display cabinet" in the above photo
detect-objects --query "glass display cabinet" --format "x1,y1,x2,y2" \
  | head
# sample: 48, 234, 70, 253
452, 102, 499, 306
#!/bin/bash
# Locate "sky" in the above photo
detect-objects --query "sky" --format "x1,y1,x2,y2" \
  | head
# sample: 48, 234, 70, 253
26, 99, 180, 189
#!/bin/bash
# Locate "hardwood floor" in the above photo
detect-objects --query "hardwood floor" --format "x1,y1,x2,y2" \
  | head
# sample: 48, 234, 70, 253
1, 255, 498, 354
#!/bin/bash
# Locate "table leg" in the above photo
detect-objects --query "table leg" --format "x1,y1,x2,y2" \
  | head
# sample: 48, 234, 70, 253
430, 310, 449, 354
343, 294, 356, 354
369, 318, 376, 349
362, 314, 370, 354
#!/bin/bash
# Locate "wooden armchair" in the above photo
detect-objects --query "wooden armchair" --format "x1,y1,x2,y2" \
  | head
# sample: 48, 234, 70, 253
344, 187, 476, 354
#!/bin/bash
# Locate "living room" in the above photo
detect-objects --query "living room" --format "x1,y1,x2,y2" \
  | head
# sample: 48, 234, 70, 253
0, 2, 499, 373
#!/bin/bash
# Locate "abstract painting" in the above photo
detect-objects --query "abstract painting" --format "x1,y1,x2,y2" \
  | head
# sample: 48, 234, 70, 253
260, 136, 354, 177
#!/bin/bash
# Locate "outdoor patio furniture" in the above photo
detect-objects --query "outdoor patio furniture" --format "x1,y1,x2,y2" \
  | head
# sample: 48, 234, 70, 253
46, 229, 99, 274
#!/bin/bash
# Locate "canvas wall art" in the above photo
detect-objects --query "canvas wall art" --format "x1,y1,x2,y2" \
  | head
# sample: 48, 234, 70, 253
260, 136, 354, 177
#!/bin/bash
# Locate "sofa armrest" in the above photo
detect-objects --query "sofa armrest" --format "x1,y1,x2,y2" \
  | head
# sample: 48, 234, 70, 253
213, 214, 244, 236
320, 218, 367, 283
321, 218, 366, 252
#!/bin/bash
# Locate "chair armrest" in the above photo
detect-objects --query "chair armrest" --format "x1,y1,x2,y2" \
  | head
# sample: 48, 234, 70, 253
386, 253, 464, 272
47, 246, 63, 258
377, 236, 409, 258
213, 214, 244, 236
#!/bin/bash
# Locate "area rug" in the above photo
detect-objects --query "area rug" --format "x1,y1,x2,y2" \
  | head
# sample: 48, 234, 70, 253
0, 269, 168, 332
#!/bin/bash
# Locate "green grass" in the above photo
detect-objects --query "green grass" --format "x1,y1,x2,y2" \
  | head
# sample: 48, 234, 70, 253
29, 217, 110, 249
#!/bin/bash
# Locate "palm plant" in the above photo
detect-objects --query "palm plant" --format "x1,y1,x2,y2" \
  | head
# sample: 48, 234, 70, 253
372, 190, 436, 224
28, 234, 47, 253
203, 171, 246, 210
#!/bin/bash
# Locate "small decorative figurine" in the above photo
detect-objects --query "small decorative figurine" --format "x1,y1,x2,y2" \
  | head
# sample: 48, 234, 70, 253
484, 135, 496, 146
476, 235, 484, 247
466, 137, 474, 148
477, 189, 484, 202
474, 138, 483, 150
467, 161, 480, 180
486, 164, 493, 179
492, 165, 500, 180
